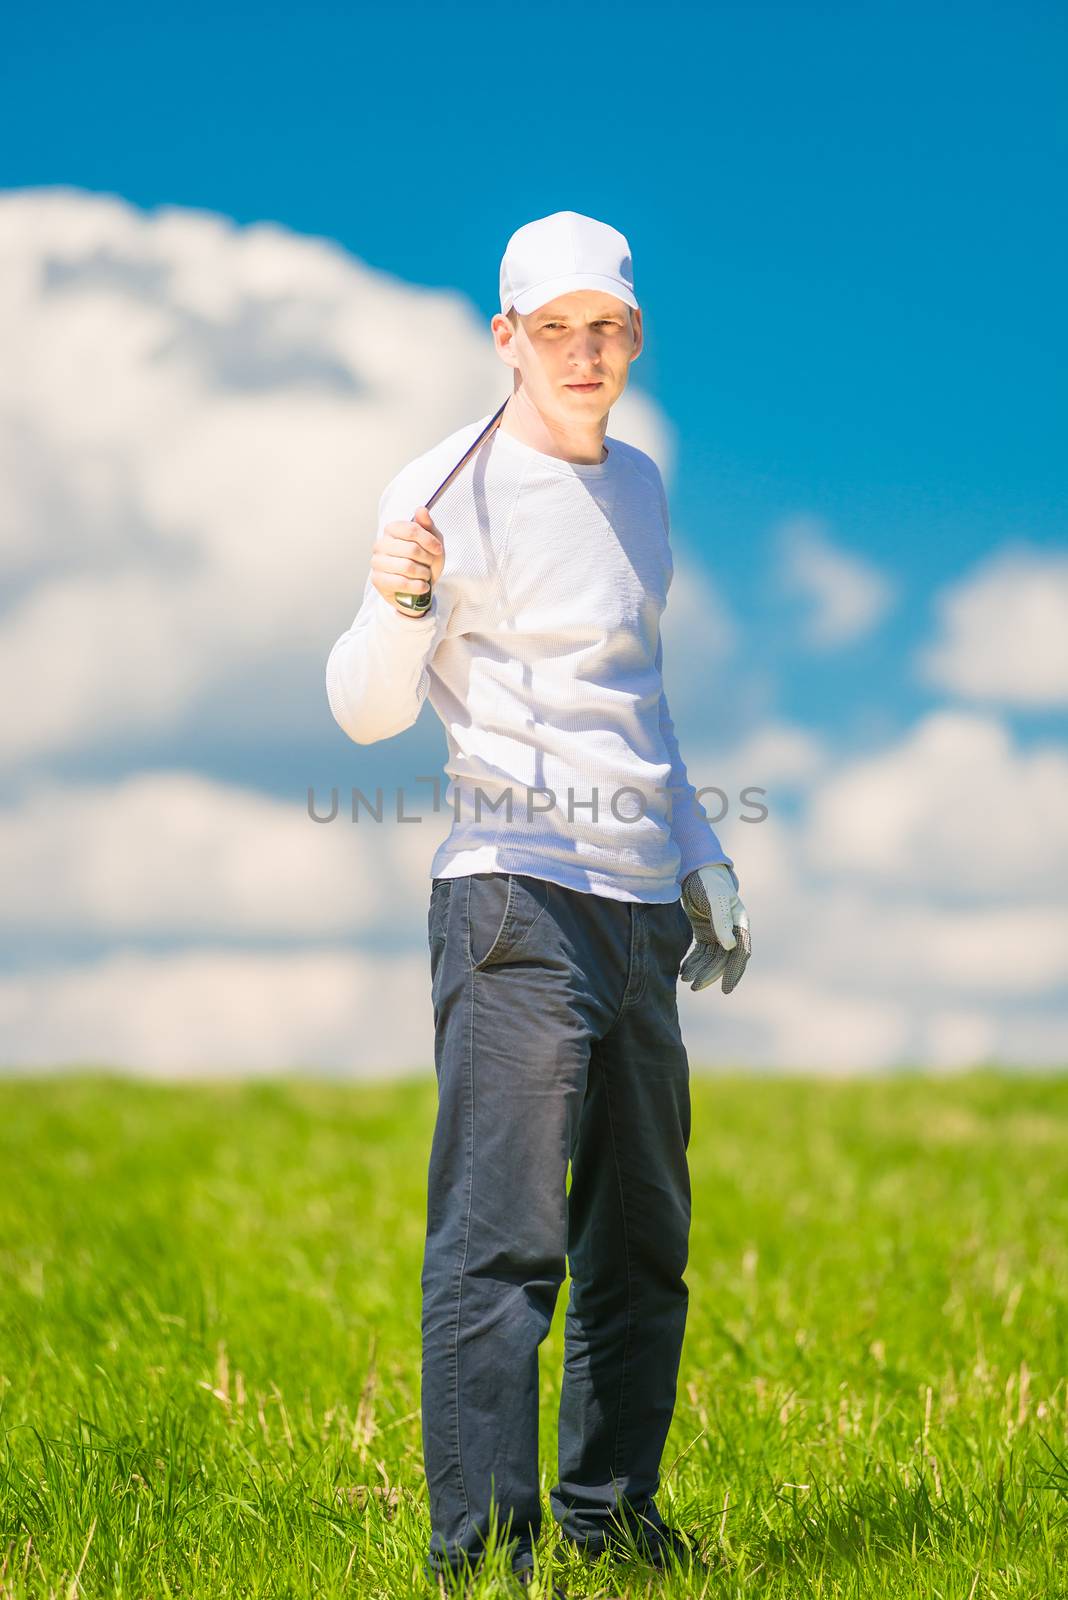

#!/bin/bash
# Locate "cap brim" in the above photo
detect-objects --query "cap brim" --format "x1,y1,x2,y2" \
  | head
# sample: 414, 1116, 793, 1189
508, 273, 639, 315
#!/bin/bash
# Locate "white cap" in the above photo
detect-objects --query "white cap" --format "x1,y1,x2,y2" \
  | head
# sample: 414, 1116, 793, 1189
499, 210, 638, 317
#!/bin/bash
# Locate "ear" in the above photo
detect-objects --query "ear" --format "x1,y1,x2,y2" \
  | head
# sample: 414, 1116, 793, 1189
629, 307, 644, 361
491, 311, 520, 372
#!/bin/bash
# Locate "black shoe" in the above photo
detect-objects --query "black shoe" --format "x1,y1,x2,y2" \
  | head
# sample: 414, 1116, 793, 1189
560, 1521, 706, 1572
643, 1523, 708, 1571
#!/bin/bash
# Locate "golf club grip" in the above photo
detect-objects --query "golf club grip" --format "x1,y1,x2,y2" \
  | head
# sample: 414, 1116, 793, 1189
393, 399, 509, 614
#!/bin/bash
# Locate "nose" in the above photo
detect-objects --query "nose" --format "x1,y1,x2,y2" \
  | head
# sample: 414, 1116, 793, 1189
568, 332, 603, 372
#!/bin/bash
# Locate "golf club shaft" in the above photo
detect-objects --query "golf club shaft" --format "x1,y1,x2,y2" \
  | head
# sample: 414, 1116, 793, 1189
394, 398, 509, 613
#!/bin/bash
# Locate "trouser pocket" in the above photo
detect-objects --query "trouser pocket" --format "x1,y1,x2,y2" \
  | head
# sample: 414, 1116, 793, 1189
466, 872, 552, 972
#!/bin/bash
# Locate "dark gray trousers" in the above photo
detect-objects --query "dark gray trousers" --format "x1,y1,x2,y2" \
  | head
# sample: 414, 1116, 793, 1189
421, 870, 695, 1580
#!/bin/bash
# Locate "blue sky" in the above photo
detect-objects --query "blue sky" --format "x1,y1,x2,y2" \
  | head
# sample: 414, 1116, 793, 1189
1, 2, 1065, 1071
4, 1, 1065, 746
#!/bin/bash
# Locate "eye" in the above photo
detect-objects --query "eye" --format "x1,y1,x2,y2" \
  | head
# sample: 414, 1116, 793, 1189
541, 319, 618, 330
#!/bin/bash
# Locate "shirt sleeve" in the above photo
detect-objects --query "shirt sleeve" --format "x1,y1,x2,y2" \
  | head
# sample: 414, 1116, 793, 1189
649, 460, 739, 891
325, 474, 455, 745
654, 629, 738, 890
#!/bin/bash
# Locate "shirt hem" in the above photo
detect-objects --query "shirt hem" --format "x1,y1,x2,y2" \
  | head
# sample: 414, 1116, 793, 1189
429, 849, 683, 904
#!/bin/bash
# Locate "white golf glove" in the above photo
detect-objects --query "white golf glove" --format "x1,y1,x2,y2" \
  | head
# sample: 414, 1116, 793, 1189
679, 863, 752, 995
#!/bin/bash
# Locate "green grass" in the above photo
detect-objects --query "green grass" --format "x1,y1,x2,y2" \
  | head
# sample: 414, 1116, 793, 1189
1, 1069, 1066, 1598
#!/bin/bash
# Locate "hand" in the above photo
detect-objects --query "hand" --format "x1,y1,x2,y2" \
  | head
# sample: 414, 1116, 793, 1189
371, 507, 444, 615
678, 863, 751, 994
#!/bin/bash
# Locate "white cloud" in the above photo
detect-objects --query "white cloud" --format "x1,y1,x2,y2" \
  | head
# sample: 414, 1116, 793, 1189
680, 970, 913, 1072
0, 770, 448, 937
916, 543, 1068, 707
775, 513, 897, 649
784, 885, 1068, 998
921, 1009, 998, 1071
670, 708, 1068, 1071
0, 187, 672, 766
0, 947, 434, 1078
1, 731, 1066, 1074
804, 708, 1068, 898
716, 720, 829, 799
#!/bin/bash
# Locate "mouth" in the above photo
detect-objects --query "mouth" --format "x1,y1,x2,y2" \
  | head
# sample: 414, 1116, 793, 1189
565, 382, 603, 392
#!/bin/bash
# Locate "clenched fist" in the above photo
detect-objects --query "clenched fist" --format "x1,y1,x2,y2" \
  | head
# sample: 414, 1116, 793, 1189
371, 506, 444, 616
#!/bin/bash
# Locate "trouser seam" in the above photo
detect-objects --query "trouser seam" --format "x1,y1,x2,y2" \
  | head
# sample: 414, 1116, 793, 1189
601, 1053, 635, 1484
450, 932, 477, 1544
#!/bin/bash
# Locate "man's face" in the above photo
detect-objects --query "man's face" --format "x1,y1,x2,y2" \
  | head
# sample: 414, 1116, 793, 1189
492, 289, 643, 422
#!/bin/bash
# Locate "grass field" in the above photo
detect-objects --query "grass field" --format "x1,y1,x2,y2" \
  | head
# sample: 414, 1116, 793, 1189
1, 1069, 1066, 1598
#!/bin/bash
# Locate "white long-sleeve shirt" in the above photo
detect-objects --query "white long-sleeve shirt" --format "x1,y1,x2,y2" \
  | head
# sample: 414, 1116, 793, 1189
326, 412, 737, 903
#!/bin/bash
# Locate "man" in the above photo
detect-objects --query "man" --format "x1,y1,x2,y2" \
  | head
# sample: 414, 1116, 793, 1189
326, 210, 751, 1593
